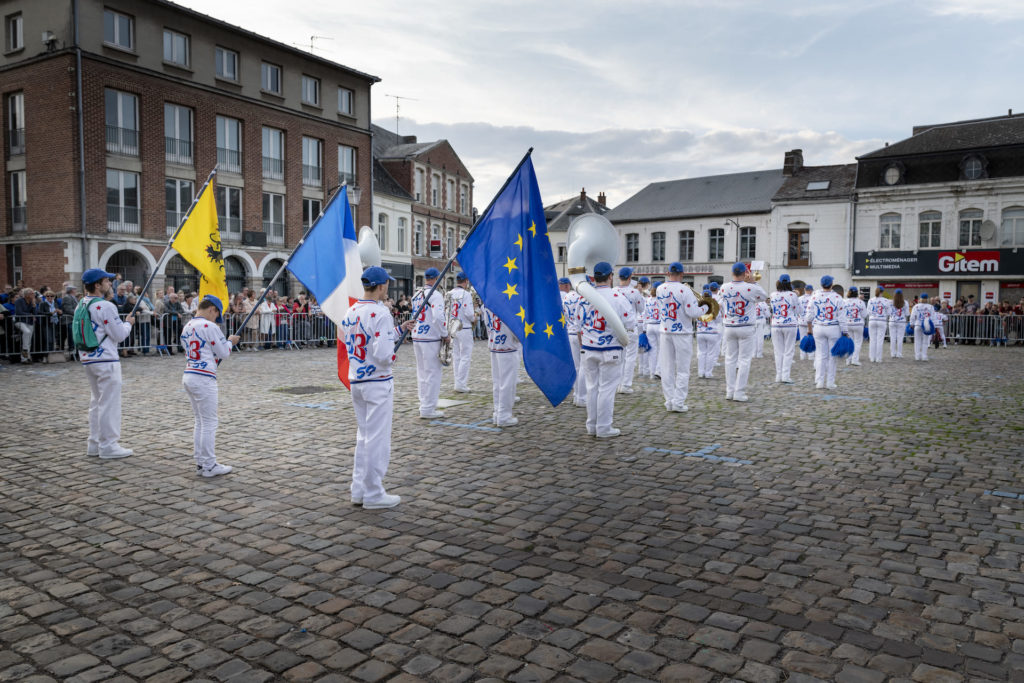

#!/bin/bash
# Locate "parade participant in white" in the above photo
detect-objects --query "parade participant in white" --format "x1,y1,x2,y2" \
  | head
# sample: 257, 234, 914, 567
614, 267, 645, 394
576, 261, 633, 437
710, 281, 724, 364
841, 287, 867, 366
642, 279, 661, 378
341, 267, 416, 509
448, 272, 476, 393
888, 289, 909, 358
695, 284, 721, 379
720, 262, 769, 401
798, 284, 814, 360
753, 300, 770, 358
866, 287, 892, 363
806, 275, 846, 389
657, 262, 708, 411
78, 269, 134, 458
769, 273, 800, 383
180, 295, 241, 477
909, 293, 936, 361
483, 307, 520, 426
559, 277, 587, 406
411, 267, 449, 418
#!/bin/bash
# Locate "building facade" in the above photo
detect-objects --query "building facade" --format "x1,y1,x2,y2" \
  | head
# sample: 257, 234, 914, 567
1, 0, 377, 296
371, 158, 413, 297
544, 188, 610, 278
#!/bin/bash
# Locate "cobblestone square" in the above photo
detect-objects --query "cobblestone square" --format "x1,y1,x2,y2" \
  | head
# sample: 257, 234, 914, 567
2, 342, 1023, 682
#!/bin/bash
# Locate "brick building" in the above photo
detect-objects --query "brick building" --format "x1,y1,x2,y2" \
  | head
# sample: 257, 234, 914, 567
0, 0, 377, 295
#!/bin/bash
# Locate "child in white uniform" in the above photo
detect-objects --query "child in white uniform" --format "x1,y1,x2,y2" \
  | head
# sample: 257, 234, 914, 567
411, 267, 449, 418
841, 287, 867, 366
614, 267, 645, 394
657, 262, 706, 411
769, 274, 800, 383
719, 263, 769, 401
753, 300, 770, 358
695, 285, 720, 379
909, 293, 936, 361
866, 287, 892, 363
806, 275, 847, 389
641, 278, 661, 378
888, 289, 909, 358
484, 307, 521, 426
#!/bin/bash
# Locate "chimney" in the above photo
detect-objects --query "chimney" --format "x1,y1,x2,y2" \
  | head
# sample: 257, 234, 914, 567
401, 135, 417, 144
597, 192, 606, 206
782, 149, 804, 177
579, 187, 587, 203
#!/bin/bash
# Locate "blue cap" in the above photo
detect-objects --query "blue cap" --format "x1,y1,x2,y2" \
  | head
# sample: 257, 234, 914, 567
702, 285, 711, 292
709, 282, 720, 291
594, 261, 613, 277
920, 292, 929, 299
362, 266, 395, 287
201, 294, 225, 323
456, 271, 468, 282
895, 288, 902, 294
619, 267, 633, 279
806, 284, 814, 291
638, 276, 650, 284
558, 277, 571, 285
424, 267, 440, 279
82, 268, 116, 285
779, 273, 791, 283
879, 285, 885, 291
849, 286, 858, 295
732, 262, 748, 276
669, 262, 685, 273
820, 275, 834, 287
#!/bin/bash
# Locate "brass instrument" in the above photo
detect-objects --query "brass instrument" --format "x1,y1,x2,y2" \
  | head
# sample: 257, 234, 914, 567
357, 226, 382, 268
749, 260, 765, 282
687, 285, 721, 324
565, 214, 630, 347
438, 289, 461, 367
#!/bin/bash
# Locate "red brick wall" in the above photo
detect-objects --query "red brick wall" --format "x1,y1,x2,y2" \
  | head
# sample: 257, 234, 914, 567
9, 241, 69, 289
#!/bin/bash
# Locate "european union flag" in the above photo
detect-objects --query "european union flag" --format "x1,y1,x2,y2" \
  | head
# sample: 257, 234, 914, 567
458, 155, 575, 406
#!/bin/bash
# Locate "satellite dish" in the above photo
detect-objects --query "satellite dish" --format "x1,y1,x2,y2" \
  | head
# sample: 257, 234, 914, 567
980, 220, 997, 241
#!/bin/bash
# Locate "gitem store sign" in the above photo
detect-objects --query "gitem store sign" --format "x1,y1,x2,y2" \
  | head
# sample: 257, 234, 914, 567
853, 249, 1024, 278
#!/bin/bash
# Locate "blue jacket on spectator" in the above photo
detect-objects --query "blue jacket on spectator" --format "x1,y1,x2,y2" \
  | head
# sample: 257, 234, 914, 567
14, 297, 37, 321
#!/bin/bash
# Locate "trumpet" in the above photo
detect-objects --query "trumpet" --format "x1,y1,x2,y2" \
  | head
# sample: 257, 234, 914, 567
687, 285, 721, 324
749, 260, 765, 282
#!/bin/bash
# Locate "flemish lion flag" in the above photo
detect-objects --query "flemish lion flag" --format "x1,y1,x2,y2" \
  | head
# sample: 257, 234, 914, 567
171, 181, 228, 306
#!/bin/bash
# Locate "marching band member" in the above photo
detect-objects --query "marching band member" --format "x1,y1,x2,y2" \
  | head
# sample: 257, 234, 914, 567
559, 277, 587, 406
888, 288, 909, 358
806, 275, 846, 389
909, 293, 936, 361
449, 272, 476, 393
798, 284, 814, 360
769, 273, 799, 383
932, 302, 948, 349
642, 280, 661, 378
720, 262, 768, 401
657, 262, 706, 412
695, 284, 721, 379
483, 306, 520, 426
841, 287, 867, 366
866, 287, 892, 363
709, 281, 724, 365
411, 267, 449, 418
615, 267, 645, 394
753, 300, 770, 358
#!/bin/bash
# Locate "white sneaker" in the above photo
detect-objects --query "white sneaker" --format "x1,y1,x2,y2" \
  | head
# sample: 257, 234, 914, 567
781, 379, 794, 384
86, 445, 99, 457
364, 493, 401, 509
350, 496, 363, 506
514, 396, 521, 403
198, 463, 233, 477
826, 383, 837, 389
851, 361, 861, 366
454, 387, 471, 393
733, 394, 749, 403
670, 404, 689, 412
816, 382, 824, 389
617, 387, 634, 394
494, 417, 519, 427
586, 427, 596, 436
596, 428, 621, 438
420, 411, 445, 419
99, 446, 133, 459
725, 392, 733, 400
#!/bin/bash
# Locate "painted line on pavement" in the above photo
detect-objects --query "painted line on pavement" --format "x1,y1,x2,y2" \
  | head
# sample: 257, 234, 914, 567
792, 393, 872, 402
644, 444, 752, 465
984, 489, 1024, 500
284, 401, 336, 411
429, 419, 502, 432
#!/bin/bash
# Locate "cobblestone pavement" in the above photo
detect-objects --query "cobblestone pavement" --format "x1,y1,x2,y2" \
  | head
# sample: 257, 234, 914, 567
2, 342, 1023, 683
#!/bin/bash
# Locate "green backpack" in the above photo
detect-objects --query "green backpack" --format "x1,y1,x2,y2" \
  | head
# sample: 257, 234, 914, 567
72, 297, 104, 352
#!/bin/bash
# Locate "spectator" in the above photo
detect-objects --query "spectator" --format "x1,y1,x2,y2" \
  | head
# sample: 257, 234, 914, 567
242, 290, 258, 348
14, 287, 37, 363
275, 294, 292, 348
133, 293, 153, 354
60, 285, 79, 355
38, 289, 59, 355
183, 292, 197, 317
165, 292, 184, 354
163, 284, 176, 306
258, 290, 276, 349
113, 283, 128, 309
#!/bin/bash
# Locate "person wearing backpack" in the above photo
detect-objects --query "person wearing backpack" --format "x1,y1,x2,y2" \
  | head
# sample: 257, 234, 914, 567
76, 268, 134, 459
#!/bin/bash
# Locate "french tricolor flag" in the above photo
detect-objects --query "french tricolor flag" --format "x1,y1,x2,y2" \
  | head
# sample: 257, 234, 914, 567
287, 189, 364, 388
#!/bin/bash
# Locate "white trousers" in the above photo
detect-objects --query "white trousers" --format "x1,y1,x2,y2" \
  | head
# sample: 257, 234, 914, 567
569, 334, 586, 402
696, 334, 718, 378
351, 380, 394, 503
645, 325, 660, 377
889, 321, 905, 357
723, 326, 755, 398
183, 374, 219, 469
847, 324, 864, 363
914, 326, 930, 360
868, 320, 887, 362
619, 329, 639, 389
582, 348, 622, 435
452, 328, 473, 391
490, 351, 517, 423
85, 362, 123, 451
771, 327, 796, 381
414, 341, 443, 415
659, 333, 693, 408
16, 321, 33, 353
754, 320, 767, 357
813, 325, 841, 386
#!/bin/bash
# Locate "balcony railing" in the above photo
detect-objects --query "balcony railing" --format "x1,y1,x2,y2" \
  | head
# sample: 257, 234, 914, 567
263, 220, 284, 245
262, 156, 284, 180
217, 147, 242, 173
166, 210, 184, 235
106, 126, 139, 156
165, 137, 193, 165
11, 205, 26, 231
107, 204, 140, 233
219, 216, 242, 238
302, 164, 322, 186
8, 128, 25, 156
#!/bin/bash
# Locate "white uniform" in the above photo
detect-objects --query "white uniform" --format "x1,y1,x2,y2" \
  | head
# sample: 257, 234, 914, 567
797, 292, 814, 359
410, 287, 449, 416
561, 289, 587, 405
448, 286, 475, 392
909, 302, 936, 361
769, 290, 800, 382
720, 280, 769, 400
807, 290, 846, 388
341, 299, 400, 504
695, 295, 720, 379
484, 307, 520, 425
866, 296, 892, 362
643, 295, 661, 378
78, 297, 132, 455
841, 298, 867, 365
615, 282, 644, 392
576, 285, 632, 436
657, 281, 704, 410
713, 291, 725, 362
753, 301, 770, 358
889, 301, 910, 358
180, 317, 234, 471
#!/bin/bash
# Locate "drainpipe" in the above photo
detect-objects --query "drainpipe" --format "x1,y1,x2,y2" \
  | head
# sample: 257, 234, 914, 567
847, 164, 860, 275
73, 0, 88, 273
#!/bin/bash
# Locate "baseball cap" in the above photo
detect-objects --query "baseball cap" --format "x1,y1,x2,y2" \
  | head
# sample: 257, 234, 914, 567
201, 294, 225, 323
920, 292, 929, 299
779, 273, 791, 283
362, 266, 395, 287
558, 277, 571, 285
424, 267, 440, 279
820, 275, 834, 287
82, 268, 116, 285
709, 282, 720, 291
593, 261, 613, 277
456, 271, 468, 282
619, 266, 633, 279
806, 284, 814, 291
638, 276, 651, 284
669, 262, 685, 273
732, 262, 748, 276
895, 288, 902, 294
849, 286, 858, 295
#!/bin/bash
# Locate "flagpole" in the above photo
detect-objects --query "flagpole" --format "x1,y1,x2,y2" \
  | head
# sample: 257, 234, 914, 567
234, 184, 349, 332
394, 147, 534, 352
128, 165, 219, 317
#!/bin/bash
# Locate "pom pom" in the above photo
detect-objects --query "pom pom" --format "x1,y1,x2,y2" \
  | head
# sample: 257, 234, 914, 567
863, 326, 870, 340
922, 319, 935, 335
638, 332, 651, 352
905, 323, 914, 336
831, 334, 855, 357
799, 335, 816, 353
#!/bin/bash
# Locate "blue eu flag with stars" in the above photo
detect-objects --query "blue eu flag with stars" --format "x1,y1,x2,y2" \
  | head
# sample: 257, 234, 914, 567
458, 155, 575, 406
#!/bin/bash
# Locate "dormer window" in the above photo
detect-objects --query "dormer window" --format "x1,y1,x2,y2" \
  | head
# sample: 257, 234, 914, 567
961, 154, 987, 181
882, 163, 903, 186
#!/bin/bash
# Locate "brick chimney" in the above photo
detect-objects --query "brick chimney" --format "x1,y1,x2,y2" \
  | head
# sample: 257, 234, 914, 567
597, 192, 606, 206
783, 149, 804, 176
579, 187, 587, 203
401, 135, 417, 144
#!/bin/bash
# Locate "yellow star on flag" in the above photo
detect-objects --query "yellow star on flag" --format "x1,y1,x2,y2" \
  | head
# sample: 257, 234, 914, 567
514, 234, 523, 250
524, 321, 535, 337
528, 221, 537, 237
503, 256, 518, 273
502, 283, 519, 299
559, 313, 566, 327
544, 323, 554, 338
516, 306, 526, 322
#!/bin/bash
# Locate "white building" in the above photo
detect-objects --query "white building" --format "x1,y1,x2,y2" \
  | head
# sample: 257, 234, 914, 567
371, 159, 413, 296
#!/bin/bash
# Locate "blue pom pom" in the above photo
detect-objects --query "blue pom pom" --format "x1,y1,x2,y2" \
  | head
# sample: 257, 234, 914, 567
863, 326, 870, 339
905, 323, 913, 336
799, 335, 816, 353
922, 319, 935, 335
831, 335, 855, 357
638, 332, 651, 351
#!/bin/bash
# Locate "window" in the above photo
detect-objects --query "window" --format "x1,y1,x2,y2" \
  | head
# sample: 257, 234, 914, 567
446, 179, 455, 211
105, 89, 138, 156
651, 232, 666, 262
262, 127, 284, 180
961, 155, 986, 181
338, 145, 356, 185
103, 9, 134, 50
7, 245, 21, 284
262, 192, 284, 244
301, 75, 320, 106
215, 186, 242, 238
625, 233, 639, 262
446, 227, 455, 257
6, 91, 24, 155
162, 29, 189, 67
431, 173, 440, 207
958, 209, 983, 247
337, 87, 354, 116
10, 171, 26, 231
215, 47, 237, 81
679, 230, 694, 261
302, 198, 322, 229
414, 220, 424, 255
5, 13, 22, 52
397, 217, 407, 253
216, 116, 242, 173
557, 245, 566, 262
709, 228, 725, 260
739, 226, 756, 260
301, 137, 322, 186
919, 211, 941, 249
879, 213, 901, 249
806, 180, 830, 191
261, 62, 281, 94
460, 184, 468, 214
788, 225, 809, 266
225, 256, 246, 295
106, 169, 139, 233
164, 103, 193, 165
165, 178, 194, 235
1001, 207, 1024, 247
414, 168, 424, 202
378, 213, 389, 252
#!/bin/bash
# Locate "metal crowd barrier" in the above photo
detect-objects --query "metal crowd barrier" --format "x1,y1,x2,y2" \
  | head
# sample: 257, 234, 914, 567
945, 313, 1022, 345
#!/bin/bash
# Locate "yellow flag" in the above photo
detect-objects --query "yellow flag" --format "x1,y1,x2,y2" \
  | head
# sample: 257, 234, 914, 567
171, 182, 229, 306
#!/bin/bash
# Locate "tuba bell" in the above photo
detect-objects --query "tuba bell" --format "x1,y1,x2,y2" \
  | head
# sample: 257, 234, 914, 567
688, 286, 720, 324
357, 226, 382, 268
566, 214, 629, 347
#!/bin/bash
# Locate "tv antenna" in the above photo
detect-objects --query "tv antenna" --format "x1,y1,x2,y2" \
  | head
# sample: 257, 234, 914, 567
384, 94, 419, 135
293, 35, 333, 54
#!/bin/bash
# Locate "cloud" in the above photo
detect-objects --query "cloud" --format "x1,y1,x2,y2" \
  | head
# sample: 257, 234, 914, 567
928, 0, 1024, 19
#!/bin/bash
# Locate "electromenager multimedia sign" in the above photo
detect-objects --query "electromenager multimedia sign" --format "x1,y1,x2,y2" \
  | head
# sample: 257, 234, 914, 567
852, 248, 1024, 277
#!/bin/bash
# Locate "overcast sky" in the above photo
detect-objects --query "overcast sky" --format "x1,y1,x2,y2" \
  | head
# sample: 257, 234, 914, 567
178, 0, 1024, 209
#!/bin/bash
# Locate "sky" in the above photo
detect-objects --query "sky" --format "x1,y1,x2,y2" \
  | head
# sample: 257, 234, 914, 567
176, 0, 1024, 210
